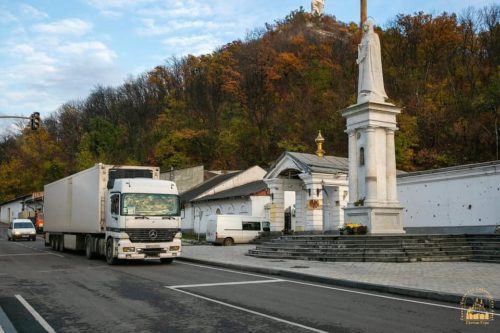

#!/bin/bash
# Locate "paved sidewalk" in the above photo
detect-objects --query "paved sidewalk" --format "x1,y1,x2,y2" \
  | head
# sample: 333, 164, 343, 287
180, 244, 500, 305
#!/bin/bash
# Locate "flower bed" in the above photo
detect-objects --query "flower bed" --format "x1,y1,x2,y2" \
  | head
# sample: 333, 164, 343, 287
339, 223, 368, 235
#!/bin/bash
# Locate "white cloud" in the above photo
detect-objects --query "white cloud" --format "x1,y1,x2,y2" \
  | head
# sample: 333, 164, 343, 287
86, 0, 155, 9
137, 0, 214, 18
162, 34, 221, 56
0, 9, 18, 24
19, 4, 48, 20
136, 18, 235, 36
56, 41, 117, 63
34, 18, 92, 36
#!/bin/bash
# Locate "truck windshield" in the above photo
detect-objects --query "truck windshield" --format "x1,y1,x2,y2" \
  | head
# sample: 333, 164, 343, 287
121, 193, 180, 216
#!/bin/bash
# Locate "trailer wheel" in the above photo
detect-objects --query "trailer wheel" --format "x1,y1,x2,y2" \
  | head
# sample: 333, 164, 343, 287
106, 238, 118, 265
85, 236, 96, 259
160, 258, 174, 264
223, 237, 234, 246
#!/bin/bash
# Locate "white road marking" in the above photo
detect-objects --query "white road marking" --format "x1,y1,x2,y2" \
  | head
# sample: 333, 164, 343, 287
178, 261, 500, 316
177, 261, 281, 280
169, 279, 284, 289
0, 253, 63, 258
287, 280, 500, 317
15, 295, 56, 333
169, 287, 328, 333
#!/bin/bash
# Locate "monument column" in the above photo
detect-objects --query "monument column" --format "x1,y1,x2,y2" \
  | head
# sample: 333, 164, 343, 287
386, 129, 398, 203
364, 127, 377, 203
347, 130, 358, 205
264, 179, 285, 232
341, 18, 404, 234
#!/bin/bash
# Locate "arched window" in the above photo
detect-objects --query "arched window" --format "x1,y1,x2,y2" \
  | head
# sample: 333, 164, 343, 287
359, 147, 365, 166
216, 208, 221, 215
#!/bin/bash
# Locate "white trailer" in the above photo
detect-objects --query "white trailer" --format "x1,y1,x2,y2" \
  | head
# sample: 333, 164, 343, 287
44, 164, 181, 264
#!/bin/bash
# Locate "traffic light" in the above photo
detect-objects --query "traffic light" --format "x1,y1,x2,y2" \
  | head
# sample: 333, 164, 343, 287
30, 112, 40, 130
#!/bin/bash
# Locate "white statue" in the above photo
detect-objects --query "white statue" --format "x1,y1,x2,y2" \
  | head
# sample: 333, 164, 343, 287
356, 19, 388, 104
311, 0, 324, 15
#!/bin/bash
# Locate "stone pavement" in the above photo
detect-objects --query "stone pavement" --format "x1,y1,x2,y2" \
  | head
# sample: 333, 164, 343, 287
180, 244, 500, 304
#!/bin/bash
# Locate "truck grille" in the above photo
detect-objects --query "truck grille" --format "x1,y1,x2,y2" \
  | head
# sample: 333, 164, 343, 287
125, 229, 177, 243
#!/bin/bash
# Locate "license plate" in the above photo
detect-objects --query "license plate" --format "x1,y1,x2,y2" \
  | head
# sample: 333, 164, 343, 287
146, 245, 157, 248
172, 253, 177, 256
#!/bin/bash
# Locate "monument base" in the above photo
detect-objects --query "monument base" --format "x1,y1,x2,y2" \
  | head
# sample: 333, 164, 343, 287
343, 205, 405, 234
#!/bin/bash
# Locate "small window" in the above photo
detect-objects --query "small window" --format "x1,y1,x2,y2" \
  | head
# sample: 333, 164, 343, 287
262, 221, 270, 232
111, 194, 120, 215
359, 147, 365, 166
242, 221, 261, 231
216, 208, 221, 215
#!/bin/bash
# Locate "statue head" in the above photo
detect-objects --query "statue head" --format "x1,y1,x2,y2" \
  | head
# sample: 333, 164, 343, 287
362, 18, 375, 34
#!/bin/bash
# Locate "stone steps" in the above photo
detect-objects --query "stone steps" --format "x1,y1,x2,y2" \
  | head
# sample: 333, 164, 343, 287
247, 234, 500, 263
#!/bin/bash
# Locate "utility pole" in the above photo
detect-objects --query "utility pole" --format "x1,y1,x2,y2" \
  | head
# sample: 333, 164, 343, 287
360, 0, 367, 27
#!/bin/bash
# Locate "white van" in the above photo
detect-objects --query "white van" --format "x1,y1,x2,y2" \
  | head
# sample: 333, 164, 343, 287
206, 215, 270, 246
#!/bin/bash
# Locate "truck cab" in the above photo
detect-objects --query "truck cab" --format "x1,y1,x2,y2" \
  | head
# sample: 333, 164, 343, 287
105, 178, 181, 263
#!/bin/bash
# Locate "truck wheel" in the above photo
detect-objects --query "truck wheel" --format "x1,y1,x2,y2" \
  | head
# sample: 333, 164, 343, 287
223, 237, 234, 246
160, 258, 174, 264
51, 237, 56, 250
106, 238, 118, 265
85, 236, 96, 259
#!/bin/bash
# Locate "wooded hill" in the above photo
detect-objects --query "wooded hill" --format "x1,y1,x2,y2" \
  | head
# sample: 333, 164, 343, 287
0, 6, 498, 202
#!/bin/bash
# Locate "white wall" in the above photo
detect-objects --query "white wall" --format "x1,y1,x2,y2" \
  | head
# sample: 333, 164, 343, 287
250, 196, 271, 218
397, 162, 500, 233
183, 196, 271, 234
0, 200, 25, 223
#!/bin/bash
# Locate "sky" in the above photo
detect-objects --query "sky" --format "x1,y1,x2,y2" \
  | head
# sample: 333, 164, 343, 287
0, 0, 495, 133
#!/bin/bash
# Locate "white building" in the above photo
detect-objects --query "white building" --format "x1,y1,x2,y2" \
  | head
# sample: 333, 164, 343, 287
0, 193, 43, 223
180, 166, 269, 234
264, 151, 349, 233
265, 150, 500, 234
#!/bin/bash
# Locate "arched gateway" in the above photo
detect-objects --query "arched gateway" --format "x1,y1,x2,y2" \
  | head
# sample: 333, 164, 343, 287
264, 151, 349, 233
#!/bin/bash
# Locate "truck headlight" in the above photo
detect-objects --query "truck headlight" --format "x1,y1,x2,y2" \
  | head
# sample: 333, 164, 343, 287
14, 231, 21, 235
175, 232, 182, 239
30, 231, 36, 235
169, 246, 180, 251
123, 247, 135, 253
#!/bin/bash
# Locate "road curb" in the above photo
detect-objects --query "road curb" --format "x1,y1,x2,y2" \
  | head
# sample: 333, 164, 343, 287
177, 257, 500, 308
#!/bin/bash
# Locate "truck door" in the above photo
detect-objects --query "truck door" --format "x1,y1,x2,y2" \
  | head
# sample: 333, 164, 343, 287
108, 193, 121, 231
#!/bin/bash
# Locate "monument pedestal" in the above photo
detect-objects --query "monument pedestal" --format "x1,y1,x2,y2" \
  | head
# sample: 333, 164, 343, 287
344, 205, 405, 234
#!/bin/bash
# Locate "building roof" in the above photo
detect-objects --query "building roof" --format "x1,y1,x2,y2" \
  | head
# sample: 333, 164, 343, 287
0, 194, 33, 206
180, 171, 241, 203
192, 180, 267, 202
266, 151, 349, 178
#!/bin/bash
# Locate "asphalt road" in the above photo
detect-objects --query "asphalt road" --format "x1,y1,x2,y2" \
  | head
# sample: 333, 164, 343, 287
0, 225, 497, 333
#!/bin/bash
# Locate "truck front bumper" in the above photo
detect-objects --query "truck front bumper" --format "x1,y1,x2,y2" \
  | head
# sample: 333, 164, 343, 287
116, 239, 182, 260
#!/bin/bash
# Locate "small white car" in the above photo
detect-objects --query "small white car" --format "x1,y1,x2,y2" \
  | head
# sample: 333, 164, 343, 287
7, 219, 37, 241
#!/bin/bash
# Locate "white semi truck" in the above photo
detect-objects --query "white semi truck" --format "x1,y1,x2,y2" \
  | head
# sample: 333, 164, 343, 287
44, 164, 182, 264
